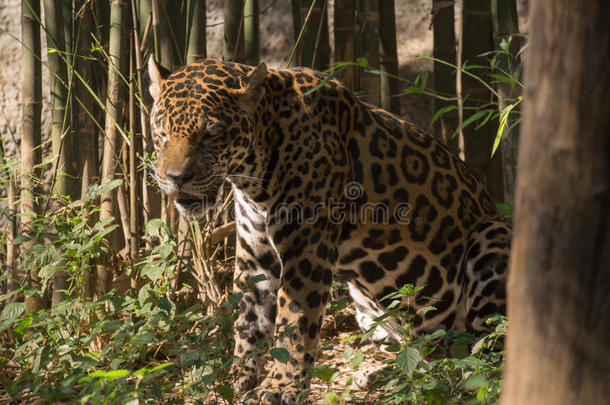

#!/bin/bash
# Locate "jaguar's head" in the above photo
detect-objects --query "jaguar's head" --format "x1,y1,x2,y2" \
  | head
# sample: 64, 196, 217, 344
148, 58, 267, 218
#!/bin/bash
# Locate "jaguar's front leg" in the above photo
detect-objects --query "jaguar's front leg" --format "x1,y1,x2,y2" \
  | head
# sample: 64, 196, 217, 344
244, 222, 337, 405
230, 204, 282, 394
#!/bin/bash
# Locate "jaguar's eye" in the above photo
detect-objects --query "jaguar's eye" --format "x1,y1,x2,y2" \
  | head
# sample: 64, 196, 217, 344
205, 123, 226, 140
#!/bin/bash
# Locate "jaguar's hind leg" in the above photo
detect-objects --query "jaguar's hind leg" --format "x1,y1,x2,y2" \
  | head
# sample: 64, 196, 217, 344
460, 221, 511, 333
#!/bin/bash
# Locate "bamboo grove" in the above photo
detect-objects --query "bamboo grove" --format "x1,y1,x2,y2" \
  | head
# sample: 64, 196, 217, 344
1, 0, 523, 317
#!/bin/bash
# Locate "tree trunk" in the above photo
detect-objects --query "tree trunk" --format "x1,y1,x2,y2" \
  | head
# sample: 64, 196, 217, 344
357, 0, 380, 105
491, 0, 521, 204
501, 1, 610, 404
132, 0, 158, 249
21, 0, 44, 311
432, 0, 458, 154
97, 0, 127, 297
164, 0, 185, 65
129, 45, 139, 264
378, 0, 400, 115
0, 138, 18, 302
333, 0, 356, 89
461, 0, 504, 202
74, 0, 98, 299
223, 0, 245, 62
44, 0, 74, 306
186, 0, 207, 64
244, 0, 259, 65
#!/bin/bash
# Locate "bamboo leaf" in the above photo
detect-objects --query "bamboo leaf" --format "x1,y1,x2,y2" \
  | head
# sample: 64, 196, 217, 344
452, 110, 490, 137
430, 105, 458, 126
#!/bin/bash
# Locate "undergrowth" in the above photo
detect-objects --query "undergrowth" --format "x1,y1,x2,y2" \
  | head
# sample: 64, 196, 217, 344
0, 201, 506, 404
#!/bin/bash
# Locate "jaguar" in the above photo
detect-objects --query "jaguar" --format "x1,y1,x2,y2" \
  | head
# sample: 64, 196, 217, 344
148, 57, 511, 404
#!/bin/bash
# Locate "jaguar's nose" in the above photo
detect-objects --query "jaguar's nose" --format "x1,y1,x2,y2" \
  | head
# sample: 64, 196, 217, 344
166, 169, 195, 187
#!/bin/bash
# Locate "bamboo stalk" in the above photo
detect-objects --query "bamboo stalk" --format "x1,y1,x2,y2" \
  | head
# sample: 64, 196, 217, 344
358, 0, 380, 105
432, 0, 459, 153
44, 0, 72, 306
224, 0, 245, 62
151, 0, 161, 61
461, 0, 504, 202
21, 0, 44, 311
97, 0, 128, 297
140, 0, 151, 40
129, 43, 139, 263
186, 0, 206, 64
291, 0, 300, 43
299, 0, 330, 70
0, 136, 18, 302
491, 0, 522, 203
131, 0, 155, 248
7, 171, 18, 303
244, 0, 258, 65
379, 0, 400, 115
333, 0, 357, 89
74, 0, 98, 299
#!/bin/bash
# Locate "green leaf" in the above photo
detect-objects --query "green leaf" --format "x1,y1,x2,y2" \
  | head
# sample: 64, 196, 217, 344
357, 57, 368, 67
492, 97, 522, 156
463, 373, 489, 390
396, 347, 421, 378
14, 311, 33, 336
101, 320, 120, 331
142, 262, 164, 281
92, 224, 119, 242
452, 110, 490, 138
321, 391, 339, 405
148, 362, 174, 373
12, 235, 31, 245
246, 273, 267, 288
304, 65, 347, 95
1, 302, 25, 320
138, 285, 150, 305
89, 369, 130, 379
430, 105, 458, 127
351, 351, 364, 369
449, 343, 468, 359
216, 385, 234, 402
270, 348, 291, 363
314, 365, 340, 382
489, 72, 517, 85
226, 292, 243, 307
146, 218, 164, 238
97, 179, 123, 196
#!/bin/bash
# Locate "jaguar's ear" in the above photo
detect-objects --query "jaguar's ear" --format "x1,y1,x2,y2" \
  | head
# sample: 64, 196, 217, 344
148, 57, 171, 101
231, 63, 267, 113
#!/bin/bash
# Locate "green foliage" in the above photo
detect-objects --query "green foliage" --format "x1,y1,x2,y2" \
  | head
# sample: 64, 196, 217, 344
0, 268, 237, 403
323, 286, 506, 405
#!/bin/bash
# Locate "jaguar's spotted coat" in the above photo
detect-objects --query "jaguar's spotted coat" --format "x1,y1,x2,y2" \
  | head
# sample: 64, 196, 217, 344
148, 58, 511, 404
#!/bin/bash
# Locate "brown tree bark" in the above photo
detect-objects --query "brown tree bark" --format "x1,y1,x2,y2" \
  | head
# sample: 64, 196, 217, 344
501, 1, 610, 404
